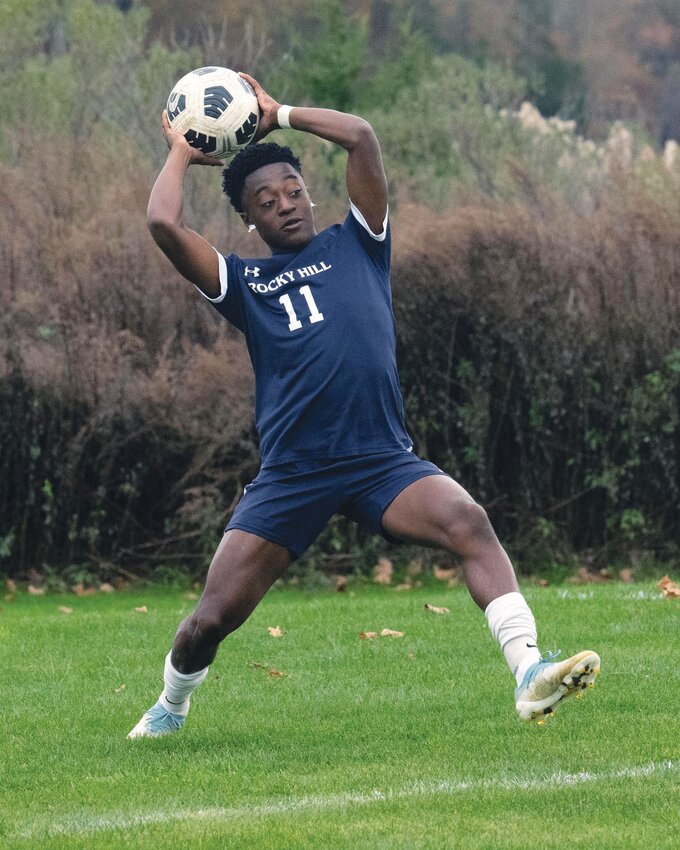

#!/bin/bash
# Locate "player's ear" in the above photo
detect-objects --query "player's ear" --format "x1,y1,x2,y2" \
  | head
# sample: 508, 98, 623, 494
240, 212, 256, 232
304, 183, 316, 208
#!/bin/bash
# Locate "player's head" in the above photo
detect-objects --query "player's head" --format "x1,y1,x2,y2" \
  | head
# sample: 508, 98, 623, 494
222, 142, 316, 252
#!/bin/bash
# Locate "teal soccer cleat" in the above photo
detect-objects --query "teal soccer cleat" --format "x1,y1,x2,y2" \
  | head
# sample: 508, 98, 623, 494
127, 701, 186, 739
515, 650, 601, 724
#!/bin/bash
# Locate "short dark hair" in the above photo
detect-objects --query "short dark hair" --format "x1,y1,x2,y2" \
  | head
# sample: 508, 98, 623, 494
222, 143, 302, 213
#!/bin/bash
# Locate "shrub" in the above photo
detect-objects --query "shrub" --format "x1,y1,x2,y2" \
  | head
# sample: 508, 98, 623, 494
391, 187, 680, 566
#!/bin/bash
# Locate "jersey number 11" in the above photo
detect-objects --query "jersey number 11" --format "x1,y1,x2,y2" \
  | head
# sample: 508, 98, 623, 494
278, 286, 325, 332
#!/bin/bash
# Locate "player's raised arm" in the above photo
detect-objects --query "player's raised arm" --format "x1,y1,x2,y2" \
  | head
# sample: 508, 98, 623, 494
240, 73, 388, 235
146, 111, 224, 298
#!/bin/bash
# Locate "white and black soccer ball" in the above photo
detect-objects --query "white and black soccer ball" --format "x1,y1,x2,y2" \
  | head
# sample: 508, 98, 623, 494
166, 67, 259, 159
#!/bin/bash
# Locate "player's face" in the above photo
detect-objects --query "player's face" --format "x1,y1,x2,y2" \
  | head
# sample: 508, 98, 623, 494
241, 163, 317, 252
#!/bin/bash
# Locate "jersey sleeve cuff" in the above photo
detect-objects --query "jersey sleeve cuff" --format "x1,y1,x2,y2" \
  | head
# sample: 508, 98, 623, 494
194, 248, 228, 303
350, 202, 389, 241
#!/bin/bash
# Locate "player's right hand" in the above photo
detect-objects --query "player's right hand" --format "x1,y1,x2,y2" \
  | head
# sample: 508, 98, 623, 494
160, 110, 224, 166
238, 73, 281, 142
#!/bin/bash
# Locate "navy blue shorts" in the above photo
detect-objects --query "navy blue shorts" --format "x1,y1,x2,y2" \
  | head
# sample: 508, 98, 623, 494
226, 449, 447, 559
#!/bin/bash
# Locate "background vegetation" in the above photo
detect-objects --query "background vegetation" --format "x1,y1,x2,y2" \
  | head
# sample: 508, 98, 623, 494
1, 0, 679, 581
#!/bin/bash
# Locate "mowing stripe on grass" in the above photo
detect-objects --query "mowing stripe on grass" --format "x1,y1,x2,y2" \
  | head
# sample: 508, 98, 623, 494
15, 760, 679, 840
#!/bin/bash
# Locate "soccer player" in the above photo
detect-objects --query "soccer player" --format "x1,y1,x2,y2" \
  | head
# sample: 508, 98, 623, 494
128, 74, 600, 738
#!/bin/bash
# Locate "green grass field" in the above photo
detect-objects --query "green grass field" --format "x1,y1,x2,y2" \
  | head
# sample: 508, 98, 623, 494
3, 580, 679, 849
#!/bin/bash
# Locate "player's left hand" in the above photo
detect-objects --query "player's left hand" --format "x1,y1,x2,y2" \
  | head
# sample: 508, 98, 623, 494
239, 72, 283, 142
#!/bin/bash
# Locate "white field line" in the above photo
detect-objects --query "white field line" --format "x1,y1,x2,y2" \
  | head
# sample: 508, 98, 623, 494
14, 760, 679, 840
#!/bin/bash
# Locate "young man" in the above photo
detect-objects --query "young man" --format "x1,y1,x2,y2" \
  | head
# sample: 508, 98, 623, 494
128, 74, 600, 738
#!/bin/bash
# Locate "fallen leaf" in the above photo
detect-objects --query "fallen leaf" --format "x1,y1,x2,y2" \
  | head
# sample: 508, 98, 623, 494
27, 569, 44, 587
335, 575, 347, 592
433, 565, 456, 582
359, 631, 379, 640
537, 578, 550, 587
58, 606, 73, 615
380, 628, 404, 638
252, 662, 286, 678
6, 579, 16, 593
99, 583, 115, 593
72, 583, 96, 597
27, 585, 45, 596
268, 668, 286, 678
373, 557, 393, 585
267, 626, 285, 637
658, 575, 680, 598
567, 566, 610, 584
406, 559, 423, 577
424, 603, 450, 615
134, 605, 148, 613
619, 568, 634, 584
114, 683, 126, 693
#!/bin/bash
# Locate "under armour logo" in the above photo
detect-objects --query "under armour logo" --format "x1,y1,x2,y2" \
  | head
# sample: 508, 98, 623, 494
245, 266, 260, 278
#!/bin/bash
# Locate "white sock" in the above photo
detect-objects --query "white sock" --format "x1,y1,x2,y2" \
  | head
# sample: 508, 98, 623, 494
485, 592, 541, 685
159, 651, 209, 716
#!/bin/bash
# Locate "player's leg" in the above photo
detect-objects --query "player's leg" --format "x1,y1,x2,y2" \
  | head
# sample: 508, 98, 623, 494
381, 475, 538, 682
382, 474, 517, 607
128, 530, 291, 738
172, 530, 292, 672
381, 474, 600, 722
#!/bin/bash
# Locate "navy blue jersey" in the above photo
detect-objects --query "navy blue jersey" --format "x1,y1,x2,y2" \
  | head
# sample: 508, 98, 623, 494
201, 205, 412, 466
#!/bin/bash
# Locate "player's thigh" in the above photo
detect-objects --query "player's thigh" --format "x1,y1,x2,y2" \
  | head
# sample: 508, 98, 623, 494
381, 474, 495, 553
197, 529, 292, 623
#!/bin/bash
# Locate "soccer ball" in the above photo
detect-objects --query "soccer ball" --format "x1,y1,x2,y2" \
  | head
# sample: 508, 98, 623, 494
166, 66, 259, 160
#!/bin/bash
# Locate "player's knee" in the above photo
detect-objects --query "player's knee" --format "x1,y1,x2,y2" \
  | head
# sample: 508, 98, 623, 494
443, 499, 496, 552
186, 605, 243, 646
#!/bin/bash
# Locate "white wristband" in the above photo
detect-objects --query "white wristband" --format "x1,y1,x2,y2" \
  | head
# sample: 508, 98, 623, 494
277, 104, 294, 129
